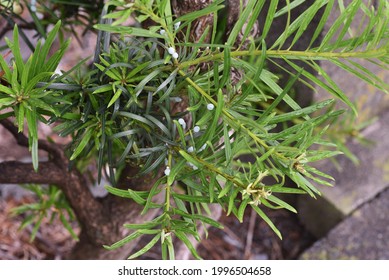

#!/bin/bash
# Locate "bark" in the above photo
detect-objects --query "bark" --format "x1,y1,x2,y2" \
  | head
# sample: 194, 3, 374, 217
0, 119, 164, 259
172, 0, 214, 42
171, 0, 259, 47
67, 165, 165, 259
0, 119, 109, 246
225, 0, 260, 47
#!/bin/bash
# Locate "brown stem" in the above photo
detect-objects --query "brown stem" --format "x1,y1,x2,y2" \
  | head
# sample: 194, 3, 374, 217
0, 119, 109, 245
0, 119, 65, 167
0, 161, 65, 185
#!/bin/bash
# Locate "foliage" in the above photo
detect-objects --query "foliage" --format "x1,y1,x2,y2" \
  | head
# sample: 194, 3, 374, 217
11, 184, 78, 242
0, 21, 69, 170
0, 0, 104, 49
0, 0, 388, 259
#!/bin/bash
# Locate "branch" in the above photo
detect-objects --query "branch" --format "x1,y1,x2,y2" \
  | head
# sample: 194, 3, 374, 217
0, 119, 111, 245
0, 119, 65, 167
0, 161, 65, 185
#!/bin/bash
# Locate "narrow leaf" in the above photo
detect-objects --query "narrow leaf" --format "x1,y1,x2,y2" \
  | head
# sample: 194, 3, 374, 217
251, 205, 282, 239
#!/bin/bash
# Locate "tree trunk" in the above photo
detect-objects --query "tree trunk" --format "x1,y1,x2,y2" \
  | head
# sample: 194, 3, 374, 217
66, 164, 165, 259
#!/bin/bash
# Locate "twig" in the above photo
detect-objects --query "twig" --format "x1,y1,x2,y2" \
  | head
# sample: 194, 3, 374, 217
0, 119, 65, 168
244, 207, 257, 259
0, 161, 66, 185
0, 119, 109, 246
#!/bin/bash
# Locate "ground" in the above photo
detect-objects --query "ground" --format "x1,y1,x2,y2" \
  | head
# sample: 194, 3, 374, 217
0, 195, 78, 259
0, 192, 315, 260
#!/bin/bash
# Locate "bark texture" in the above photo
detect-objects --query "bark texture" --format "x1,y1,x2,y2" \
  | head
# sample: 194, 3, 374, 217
0, 119, 164, 259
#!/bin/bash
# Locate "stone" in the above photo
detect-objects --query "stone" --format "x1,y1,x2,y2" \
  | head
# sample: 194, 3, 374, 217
300, 186, 389, 260
312, 0, 389, 118
297, 0, 389, 237
298, 109, 389, 237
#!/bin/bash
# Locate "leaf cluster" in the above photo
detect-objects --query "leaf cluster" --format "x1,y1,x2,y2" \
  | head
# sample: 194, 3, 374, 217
11, 184, 78, 242
0, 0, 104, 49
0, 0, 388, 259
91, 0, 388, 259
0, 21, 69, 170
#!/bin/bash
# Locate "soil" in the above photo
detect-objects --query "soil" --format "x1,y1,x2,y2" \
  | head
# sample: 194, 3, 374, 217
0, 195, 79, 260
196, 207, 316, 260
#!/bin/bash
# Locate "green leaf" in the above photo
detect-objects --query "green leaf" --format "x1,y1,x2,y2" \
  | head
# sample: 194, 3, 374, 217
220, 45, 231, 88
227, 188, 240, 216
266, 195, 297, 213
29, 6, 46, 38
172, 193, 211, 203
21, 57, 32, 89
9, 25, 24, 74
108, 87, 122, 107
304, 165, 334, 181
18, 214, 35, 230
103, 231, 143, 250
94, 63, 121, 80
223, 124, 232, 165
118, 112, 154, 127
154, 68, 178, 96
17, 103, 25, 132
31, 138, 39, 172
59, 213, 79, 241
38, 21, 62, 71
0, 97, 15, 107
262, 0, 279, 43
70, 129, 93, 161
237, 198, 250, 223
268, 99, 334, 124
94, 24, 164, 39
175, 0, 224, 24
167, 159, 186, 185
273, 0, 327, 50
218, 181, 232, 198
258, 70, 301, 122
0, 53, 12, 81
25, 108, 38, 139
44, 39, 70, 73
269, 186, 306, 194
174, 231, 202, 260
251, 205, 282, 239
128, 233, 161, 259
11, 62, 20, 93
27, 97, 60, 116
30, 215, 44, 242
127, 189, 147, 205
306, 150, 343, 162
227, 1, 264, 46
124, 214, 166, 230
144, 114, 171, 137
172, 208, 223, 229
178, 150, 203, 170
0, 84, 14, 95
308, 0, 335, 49
142, 179, 164, 214
292, 172, 321, 197
134, 68, 163, 96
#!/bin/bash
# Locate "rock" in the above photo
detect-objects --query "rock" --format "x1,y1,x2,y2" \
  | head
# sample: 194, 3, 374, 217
297, 0, 389, 238
299, 109, 389, 237
300, 186, 389, 259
